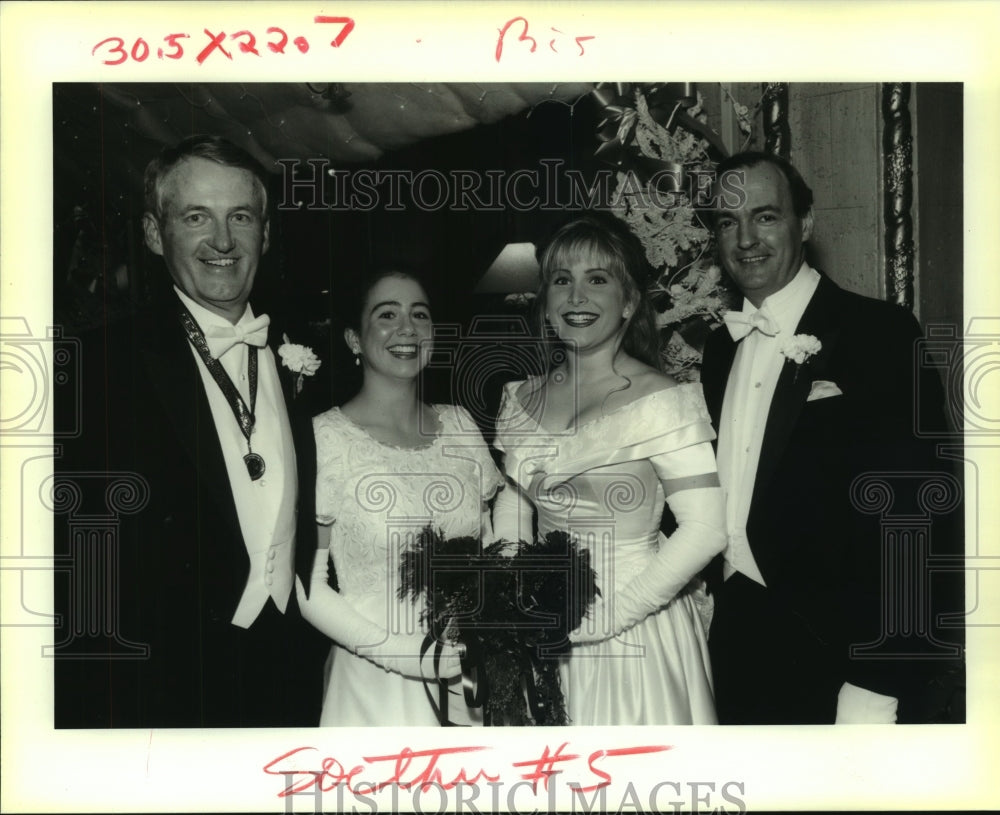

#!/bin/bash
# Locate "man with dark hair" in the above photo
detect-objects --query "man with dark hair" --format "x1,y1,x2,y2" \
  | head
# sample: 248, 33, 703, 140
701, 151, 958, 724
714, 150, 815, 218
54, 135, 326, 727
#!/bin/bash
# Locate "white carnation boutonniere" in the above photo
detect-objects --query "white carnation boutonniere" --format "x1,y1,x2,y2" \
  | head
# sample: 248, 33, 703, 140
278, 333, 321, 395
779, 334, 821, 381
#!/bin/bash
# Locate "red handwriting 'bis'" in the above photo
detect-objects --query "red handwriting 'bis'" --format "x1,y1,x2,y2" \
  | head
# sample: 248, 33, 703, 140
495, 17, 595, 62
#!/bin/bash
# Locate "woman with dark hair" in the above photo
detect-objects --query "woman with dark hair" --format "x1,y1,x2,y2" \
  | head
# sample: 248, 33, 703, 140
297, 269, 503, 726
493, 215, 726, 725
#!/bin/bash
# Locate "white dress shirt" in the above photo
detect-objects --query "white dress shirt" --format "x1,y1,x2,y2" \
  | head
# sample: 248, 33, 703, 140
175, 287, 297, 628
716, 262, 820, 585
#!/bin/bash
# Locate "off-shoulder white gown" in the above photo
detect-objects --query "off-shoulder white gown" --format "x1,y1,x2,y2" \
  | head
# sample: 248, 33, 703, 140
494, 380, 719, 725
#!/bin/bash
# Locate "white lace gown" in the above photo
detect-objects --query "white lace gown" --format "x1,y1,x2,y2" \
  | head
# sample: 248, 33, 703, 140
313, 404, 504, 726
494, 380, 719, 726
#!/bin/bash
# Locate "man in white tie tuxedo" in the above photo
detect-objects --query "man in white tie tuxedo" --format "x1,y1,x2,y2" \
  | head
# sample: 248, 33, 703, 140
54, 136, 327, 727
700, 152, 959, 724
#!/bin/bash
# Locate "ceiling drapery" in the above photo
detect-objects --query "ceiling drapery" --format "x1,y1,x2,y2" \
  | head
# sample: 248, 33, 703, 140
95, 82, 595, 170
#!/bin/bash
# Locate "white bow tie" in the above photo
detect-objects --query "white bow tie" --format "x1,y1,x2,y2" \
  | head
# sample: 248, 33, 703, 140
203, 314, 270, 358
723, 305, 780, 341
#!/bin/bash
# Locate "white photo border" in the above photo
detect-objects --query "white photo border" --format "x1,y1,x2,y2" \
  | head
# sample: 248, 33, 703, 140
2, 1, 998, 812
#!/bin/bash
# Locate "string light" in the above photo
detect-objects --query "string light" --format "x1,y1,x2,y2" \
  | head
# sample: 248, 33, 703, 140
524, 86, 589, 119
175, 84, 215, 112
232, 83, 315, 158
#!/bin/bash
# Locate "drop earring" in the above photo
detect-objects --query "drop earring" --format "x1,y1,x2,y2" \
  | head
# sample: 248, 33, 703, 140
354, 351, 361, 366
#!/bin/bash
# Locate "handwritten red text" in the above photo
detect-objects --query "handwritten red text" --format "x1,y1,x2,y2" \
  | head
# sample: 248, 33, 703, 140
495, 17, 595, 62
264, 741, 674, 799
92, 16, 354, 66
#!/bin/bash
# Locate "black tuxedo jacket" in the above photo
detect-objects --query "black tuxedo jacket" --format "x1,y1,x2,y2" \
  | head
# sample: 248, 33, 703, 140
701, 275, 959, 723
54, 297, 327, 727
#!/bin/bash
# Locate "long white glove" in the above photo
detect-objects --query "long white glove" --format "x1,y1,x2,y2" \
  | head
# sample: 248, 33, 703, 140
296, 549, 463, 680
835, 682, 898, 724
572, 443, 726, 643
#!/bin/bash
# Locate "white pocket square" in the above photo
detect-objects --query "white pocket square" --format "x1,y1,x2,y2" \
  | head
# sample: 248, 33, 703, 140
807, 380, 843, 401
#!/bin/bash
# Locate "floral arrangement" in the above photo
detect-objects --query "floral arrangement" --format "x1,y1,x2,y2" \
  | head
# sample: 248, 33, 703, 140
278, 333, 322, 394
594, 82, 765, 380
398, 526, 599, 726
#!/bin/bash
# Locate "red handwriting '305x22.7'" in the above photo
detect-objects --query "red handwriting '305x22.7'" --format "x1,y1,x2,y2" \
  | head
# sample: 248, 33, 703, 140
263, 743, 672, 797
91, 16, 354, 66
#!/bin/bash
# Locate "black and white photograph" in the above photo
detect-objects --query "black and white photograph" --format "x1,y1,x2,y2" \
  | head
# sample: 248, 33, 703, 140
2, 2, 998, 813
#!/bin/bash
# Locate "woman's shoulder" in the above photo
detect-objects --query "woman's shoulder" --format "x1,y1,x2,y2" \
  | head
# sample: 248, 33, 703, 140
431, 402, 468, 426
493, 376, 543, 418
604, 361, 681, 409
313, 405, 346, 431
312, 407, 352, 471
314, 405, 366, 451
608, 365, 707, 426
313, 404, 378, 446
431, 402, 489, 437
625, 365, 680, 399
503, 375, 542, 402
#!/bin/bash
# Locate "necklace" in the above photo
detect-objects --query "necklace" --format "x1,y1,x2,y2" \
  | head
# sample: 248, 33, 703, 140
177, 304, 265, 480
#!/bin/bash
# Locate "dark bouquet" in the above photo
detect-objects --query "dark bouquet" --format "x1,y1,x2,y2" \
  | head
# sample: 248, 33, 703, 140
399, 527, 600, 726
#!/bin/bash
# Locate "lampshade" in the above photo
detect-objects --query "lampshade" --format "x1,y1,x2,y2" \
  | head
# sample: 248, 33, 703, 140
474, 242, 540, 294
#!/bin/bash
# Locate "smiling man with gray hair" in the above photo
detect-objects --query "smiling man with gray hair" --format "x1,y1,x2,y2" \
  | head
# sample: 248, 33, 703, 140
54, 135, 326, 728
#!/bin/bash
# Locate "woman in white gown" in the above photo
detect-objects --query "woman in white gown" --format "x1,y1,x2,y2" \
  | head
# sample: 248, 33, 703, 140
297, 270, 503, 726
493, 215, 727, 725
